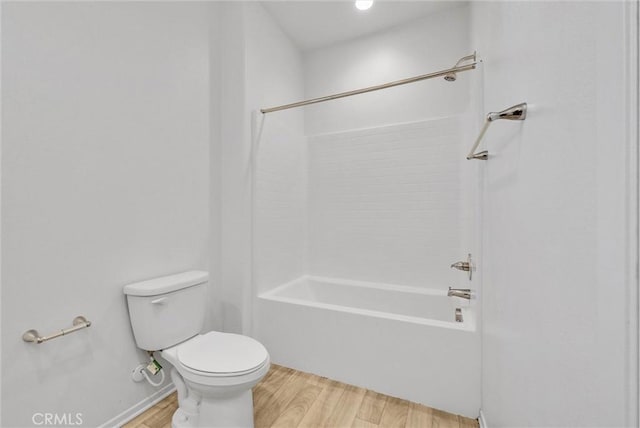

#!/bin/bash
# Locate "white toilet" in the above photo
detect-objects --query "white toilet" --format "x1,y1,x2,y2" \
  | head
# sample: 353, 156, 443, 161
123, 271, 270, 428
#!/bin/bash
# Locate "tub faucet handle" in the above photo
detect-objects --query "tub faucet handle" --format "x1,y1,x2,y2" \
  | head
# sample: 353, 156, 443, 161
450, 254, 473, 280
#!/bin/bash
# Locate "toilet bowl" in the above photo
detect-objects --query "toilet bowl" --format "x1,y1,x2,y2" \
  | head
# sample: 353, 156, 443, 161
123, 271, 270, 428
162, 332, 270, 428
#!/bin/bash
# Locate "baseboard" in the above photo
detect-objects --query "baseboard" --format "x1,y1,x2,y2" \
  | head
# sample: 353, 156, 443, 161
98, 384, 176, 428
478, 409, 489, 428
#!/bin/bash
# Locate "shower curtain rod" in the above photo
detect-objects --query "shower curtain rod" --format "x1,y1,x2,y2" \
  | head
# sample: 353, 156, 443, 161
260, 53, 477, 114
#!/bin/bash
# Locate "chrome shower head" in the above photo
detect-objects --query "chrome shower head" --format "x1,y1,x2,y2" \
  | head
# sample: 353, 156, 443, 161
444, 73, 457, 82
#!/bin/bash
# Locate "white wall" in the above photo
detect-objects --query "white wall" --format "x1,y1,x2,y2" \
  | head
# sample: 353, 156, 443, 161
304, 4, 470, 135
208, 2, 224, 334
217, 2, 249, 335
216, 2, 306, 335
471, 2, 637, 426
246, 3, 307, 295
1, 3, 211, 426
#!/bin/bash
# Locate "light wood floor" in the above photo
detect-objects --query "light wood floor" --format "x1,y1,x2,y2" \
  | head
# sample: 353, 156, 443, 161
124, 364, 478, 428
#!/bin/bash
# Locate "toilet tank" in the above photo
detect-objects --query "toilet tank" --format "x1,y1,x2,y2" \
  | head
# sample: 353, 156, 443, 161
123, 271, 208, 351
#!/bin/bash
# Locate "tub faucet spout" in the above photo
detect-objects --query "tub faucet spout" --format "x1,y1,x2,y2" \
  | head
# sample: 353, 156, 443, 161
447, 287, 472, 300
450, 261, 470, 271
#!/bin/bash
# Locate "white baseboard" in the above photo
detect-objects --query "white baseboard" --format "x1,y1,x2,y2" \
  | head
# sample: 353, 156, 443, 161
478, 409, 489, 428
98, 384, 176, 428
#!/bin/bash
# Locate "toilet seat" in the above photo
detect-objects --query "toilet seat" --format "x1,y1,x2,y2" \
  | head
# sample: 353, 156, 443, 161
178, 331, 269, 376
165, 332, 269, 378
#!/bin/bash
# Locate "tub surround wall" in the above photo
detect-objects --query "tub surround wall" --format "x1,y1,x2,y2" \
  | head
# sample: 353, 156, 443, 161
308, 118, 464, 289
471, 2, 637, 426
302, 4, 475, 293
254, 116, 308, 294
1, 3, 212, 426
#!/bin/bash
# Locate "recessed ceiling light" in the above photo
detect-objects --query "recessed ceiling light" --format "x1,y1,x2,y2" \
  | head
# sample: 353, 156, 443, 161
355, 0, 373, 11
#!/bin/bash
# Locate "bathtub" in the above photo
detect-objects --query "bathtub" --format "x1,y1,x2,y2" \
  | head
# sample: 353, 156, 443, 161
254, 276, 480, 418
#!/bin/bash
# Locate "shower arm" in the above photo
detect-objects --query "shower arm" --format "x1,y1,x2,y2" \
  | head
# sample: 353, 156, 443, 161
467, 102, 528, 160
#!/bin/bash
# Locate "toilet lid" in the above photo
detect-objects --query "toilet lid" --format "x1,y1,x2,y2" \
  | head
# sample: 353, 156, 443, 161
177, 332, 268, 375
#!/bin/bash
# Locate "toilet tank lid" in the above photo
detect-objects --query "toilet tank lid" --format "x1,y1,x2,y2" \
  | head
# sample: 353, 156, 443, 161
123, 271, 209, 297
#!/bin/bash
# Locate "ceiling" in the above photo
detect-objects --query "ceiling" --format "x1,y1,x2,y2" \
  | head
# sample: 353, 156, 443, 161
262, 1, 465, 52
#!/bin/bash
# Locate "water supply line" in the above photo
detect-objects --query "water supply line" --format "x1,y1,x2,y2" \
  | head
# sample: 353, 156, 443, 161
141, 365, 165, 387
131, 353, 166, 387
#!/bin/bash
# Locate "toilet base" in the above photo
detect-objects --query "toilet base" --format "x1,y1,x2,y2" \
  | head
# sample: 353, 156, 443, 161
200, 390, 254, 428
171, 408, 193, 428
171, 390, 254, 428
160, 340, 269, 428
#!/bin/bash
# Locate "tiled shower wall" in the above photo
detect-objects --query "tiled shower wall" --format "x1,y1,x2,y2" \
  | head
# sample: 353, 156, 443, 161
308, 117, 464, 289
254, 115, 308, 293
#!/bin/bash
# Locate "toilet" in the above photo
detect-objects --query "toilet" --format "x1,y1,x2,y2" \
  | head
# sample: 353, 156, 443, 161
123, 271, 270, 428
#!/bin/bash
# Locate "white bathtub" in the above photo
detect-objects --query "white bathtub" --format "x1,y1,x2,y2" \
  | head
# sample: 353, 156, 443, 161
254, 276, 480, 418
